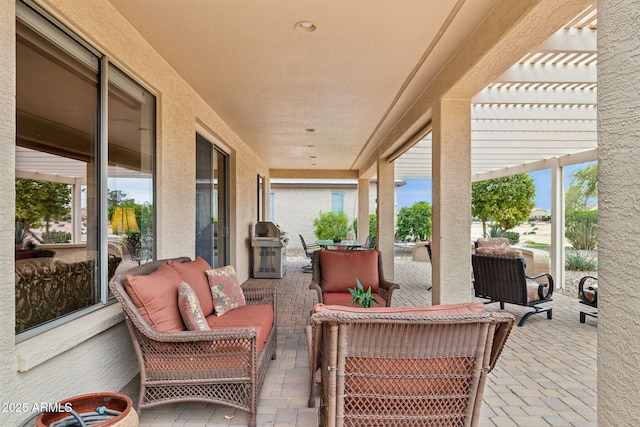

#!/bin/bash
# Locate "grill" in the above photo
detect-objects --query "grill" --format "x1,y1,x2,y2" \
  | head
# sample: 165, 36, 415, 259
251, 221, 288, 278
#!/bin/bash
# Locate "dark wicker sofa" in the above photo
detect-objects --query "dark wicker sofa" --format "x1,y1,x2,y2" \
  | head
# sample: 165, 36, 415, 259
109, 258, 277, 427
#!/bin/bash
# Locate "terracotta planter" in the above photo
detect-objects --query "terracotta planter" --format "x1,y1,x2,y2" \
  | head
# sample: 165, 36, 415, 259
36, 392, 138, 427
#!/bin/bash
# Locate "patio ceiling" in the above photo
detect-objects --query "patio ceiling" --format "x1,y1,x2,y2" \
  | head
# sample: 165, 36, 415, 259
16, 2, 598, 182
395, 5, 598, 180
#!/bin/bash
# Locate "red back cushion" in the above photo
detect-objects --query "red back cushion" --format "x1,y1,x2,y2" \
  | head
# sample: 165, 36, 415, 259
319, 249, 379, 293
168, 257, 214, 317
125, 263, 185, 332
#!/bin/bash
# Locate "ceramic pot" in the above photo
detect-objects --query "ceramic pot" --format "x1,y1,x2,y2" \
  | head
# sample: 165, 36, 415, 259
36, 392, 138, 427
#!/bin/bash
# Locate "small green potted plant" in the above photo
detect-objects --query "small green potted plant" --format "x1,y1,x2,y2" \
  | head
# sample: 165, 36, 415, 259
348, 278, 379, 308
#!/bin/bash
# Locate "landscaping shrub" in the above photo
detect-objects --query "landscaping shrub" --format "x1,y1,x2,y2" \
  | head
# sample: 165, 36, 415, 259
314, 211, 350, 240
566, 250, 598, 271
565, 210, 597, 250
42, 230, 71, 243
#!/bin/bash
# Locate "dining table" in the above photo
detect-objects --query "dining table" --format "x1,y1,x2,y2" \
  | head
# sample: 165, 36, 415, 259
315, 239, 363, 250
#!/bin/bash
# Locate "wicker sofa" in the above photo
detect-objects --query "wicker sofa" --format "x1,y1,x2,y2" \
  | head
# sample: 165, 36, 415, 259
310, 249, 399, 307
307, 303, 515, 426
109, 258, 277, 427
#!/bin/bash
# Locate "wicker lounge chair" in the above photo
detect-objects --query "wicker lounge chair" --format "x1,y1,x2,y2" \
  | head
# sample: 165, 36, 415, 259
307, 304, 515, 426
578, 275, 598, 323
310, 249, 399, 307
109, 258, 277, 427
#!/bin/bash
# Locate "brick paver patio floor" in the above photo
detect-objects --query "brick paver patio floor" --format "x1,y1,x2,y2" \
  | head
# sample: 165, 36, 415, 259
120, 255, 597, 426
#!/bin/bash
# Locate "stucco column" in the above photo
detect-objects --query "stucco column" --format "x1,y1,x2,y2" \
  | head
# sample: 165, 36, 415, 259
431, 98, 472, 304
376, 160, 395, 280
598, 1, 640, 423
0, 0, 16, 414
357, 178, 370, 243
549, 161, 565, 290
262, 175, 270, 222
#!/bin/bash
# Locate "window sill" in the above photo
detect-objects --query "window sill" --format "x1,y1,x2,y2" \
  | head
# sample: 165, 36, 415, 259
15, 304, 125, 372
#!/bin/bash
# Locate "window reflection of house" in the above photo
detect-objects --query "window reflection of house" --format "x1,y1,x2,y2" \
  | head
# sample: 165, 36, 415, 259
14, 3, 155, 339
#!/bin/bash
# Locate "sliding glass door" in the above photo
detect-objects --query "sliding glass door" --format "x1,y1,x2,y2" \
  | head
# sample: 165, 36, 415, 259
195, 133, 228, 267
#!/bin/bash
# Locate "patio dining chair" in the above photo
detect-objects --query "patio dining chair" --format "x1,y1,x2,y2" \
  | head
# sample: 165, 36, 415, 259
299, 234, 320, 273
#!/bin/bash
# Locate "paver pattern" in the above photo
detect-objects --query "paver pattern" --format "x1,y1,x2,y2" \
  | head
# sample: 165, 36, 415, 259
120, 256, 597, 426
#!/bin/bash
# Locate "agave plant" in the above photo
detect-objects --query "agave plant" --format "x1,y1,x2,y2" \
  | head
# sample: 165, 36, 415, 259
348, 278, 380, 308
15, 222, 29, 245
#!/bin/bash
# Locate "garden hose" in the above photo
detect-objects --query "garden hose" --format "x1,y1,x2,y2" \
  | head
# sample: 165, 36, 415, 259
18, 405, 122, 427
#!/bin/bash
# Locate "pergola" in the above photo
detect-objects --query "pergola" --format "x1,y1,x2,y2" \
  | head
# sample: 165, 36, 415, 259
394, 5, 598, 287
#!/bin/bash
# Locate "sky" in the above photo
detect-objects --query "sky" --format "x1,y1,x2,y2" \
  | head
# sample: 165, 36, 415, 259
396, 161, 595, 211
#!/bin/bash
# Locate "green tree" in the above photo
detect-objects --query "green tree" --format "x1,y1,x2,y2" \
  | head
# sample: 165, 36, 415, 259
565, 163, 597, 214
564, 162, 598, 250
313, 211, 351, 240
15, 178, 71, 243
396, 201, 432, 242
471, 174, 535, 236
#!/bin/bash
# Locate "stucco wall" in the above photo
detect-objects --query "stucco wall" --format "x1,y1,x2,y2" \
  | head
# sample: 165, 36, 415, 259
1, 0, 266, 424
272, 182, 377, 252
598, 0, 640, 424
0, 0, 17, 422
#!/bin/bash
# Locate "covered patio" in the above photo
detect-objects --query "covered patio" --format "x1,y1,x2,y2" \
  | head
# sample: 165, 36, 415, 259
120, 257, 597, 427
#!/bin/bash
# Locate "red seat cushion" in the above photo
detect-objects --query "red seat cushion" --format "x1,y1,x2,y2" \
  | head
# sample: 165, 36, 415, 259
319, 249, 380, 293
206, 304, 273, 355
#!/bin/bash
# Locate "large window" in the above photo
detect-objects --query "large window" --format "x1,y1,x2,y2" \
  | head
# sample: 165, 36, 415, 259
15, 2, 155, 338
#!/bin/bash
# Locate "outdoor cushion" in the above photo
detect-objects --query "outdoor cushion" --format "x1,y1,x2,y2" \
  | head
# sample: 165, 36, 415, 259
319, 249, 379, 293
476, 247, 523, 258
178, 281, 210, 331
526, 279, 550, 302
476, 237, 510, 248
206, 304, 274, 355
206, 265, 246, 316
125, 263, 185, 332
169, 257, 214, 317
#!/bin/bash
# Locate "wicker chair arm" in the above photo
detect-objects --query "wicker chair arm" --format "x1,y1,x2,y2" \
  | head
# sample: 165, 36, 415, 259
309, 282, 323, 303
243, 284, 277, 306
487, 312, 516, 371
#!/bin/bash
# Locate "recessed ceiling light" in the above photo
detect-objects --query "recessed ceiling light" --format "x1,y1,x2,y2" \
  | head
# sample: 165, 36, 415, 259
295, 21, 317, 33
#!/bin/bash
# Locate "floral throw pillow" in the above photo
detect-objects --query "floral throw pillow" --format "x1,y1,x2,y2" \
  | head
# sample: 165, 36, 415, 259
205, 265, 246, 316
177, 281, 210, 331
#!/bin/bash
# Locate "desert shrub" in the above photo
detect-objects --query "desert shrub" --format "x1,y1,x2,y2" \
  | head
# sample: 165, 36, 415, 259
566, 250, 598, 271
502, 231, 520, 245
42, 230, 71, 243
565, 210, 597, 250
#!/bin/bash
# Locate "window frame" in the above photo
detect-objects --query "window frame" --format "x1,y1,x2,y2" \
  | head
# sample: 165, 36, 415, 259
15, 0, 157, 341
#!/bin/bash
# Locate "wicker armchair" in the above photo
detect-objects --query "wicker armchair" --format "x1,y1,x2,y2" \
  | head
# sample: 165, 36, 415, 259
307, 307, 515, 426
578, 275, 598, 323
109, 258, 277, 427
472, 253, 554, 326
310, 249, 399, 307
